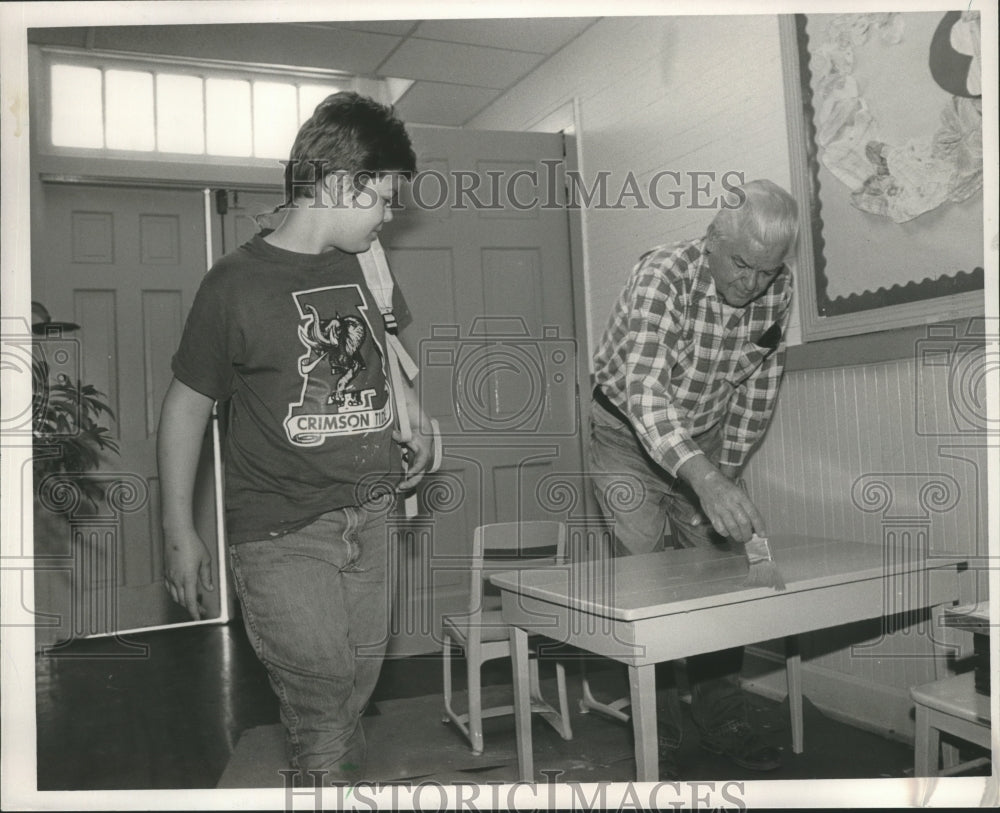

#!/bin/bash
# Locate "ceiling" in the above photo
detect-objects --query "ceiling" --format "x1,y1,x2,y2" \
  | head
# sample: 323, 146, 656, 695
29, 17, 599, 128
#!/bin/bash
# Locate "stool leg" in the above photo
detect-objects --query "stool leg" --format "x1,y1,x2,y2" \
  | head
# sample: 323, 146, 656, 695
940, 740, 960, 772
554, 661, 573, 740
786, 635, 803, 754
442, 634, 454, 723
914, 703, 937, 777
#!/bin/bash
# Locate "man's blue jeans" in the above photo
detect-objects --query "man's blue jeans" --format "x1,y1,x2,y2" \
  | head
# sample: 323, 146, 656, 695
589, 397, 748, 748
229, 504, 391, 784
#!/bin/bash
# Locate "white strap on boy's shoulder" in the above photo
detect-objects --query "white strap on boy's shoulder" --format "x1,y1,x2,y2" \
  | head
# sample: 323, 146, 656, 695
357, 238, 418, 381
357, 238, 397, 328
356, 239, 442, 517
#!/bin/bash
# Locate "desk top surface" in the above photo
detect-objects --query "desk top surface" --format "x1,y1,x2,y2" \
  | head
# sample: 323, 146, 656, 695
490, 534, 963, 622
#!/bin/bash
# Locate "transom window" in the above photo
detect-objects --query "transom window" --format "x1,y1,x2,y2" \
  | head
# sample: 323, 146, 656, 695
46, 51, 352, 160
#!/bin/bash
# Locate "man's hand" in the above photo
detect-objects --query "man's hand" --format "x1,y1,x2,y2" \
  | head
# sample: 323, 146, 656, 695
164, 529, 214, 620
678, 454, 766, 543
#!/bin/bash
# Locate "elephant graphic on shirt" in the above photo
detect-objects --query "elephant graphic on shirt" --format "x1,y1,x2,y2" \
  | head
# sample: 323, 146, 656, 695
297, 304, 368, 404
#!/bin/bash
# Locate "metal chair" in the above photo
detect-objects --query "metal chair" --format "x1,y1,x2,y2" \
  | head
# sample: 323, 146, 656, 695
441, 521, 574, 754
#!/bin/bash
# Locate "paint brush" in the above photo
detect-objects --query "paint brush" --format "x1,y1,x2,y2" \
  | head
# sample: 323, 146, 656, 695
743, 533, 786, 591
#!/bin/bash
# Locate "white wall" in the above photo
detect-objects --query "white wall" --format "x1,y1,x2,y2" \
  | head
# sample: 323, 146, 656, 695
740, 353, 988, 739
468, 14, 801, 355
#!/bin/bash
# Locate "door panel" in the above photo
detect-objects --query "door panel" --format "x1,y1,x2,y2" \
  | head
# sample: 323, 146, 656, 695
33, 184, 220, 643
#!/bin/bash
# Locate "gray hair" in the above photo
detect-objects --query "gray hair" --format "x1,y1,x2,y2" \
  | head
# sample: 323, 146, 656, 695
709, 179, 799, 259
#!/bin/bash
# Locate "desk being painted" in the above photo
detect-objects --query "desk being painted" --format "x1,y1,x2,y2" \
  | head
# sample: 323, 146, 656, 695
491, 534, 964, 781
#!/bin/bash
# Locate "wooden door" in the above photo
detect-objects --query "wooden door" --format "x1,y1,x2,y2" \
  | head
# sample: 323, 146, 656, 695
33, 183, 222, 644
385, 126, 583, 655
208, 188, 284, 261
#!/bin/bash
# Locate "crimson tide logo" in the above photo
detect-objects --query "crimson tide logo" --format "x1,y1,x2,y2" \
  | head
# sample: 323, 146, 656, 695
284, 285, 392, 446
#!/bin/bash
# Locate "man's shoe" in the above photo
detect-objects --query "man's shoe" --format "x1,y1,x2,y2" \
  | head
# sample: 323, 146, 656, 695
699, 719, 781, 771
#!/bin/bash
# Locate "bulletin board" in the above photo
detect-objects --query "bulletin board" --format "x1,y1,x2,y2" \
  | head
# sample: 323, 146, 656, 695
780, 12, 985, 341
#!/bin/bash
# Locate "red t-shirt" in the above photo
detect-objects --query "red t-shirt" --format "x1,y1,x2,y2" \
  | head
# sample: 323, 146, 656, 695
172, 234, 411, 543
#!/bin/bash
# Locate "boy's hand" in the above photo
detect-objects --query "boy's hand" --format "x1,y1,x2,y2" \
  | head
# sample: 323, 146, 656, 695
394, 427, 434, 491
164, 530, 214, 619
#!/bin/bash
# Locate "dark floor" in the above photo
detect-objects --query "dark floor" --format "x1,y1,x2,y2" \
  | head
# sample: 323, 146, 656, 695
34, 622, 986, 790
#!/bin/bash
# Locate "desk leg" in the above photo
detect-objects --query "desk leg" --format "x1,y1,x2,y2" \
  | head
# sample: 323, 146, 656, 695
510, 625, 533, 781
628, 664, 658, 781
786, 635, 803, 754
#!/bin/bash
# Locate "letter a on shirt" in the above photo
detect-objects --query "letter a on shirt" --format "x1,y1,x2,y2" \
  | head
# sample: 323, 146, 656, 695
284, 284, 393, 446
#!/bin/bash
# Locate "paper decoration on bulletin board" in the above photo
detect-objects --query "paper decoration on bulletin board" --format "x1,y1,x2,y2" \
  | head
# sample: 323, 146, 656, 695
793, 11, 984, 317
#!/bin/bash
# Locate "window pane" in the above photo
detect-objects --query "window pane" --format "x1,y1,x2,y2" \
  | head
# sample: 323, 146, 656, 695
298, 84, 342, 126
206, 78, 252, 157
105, 69, 155, 151
50, 65, 103, 148
253, 81, 298, 159
156, 74, 205, 154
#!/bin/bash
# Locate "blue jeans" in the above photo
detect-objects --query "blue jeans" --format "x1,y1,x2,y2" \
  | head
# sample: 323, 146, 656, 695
229, 504, 391, 784
589, 397, 747, 747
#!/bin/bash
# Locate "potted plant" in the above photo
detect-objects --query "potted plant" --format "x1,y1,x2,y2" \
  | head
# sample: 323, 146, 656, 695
31, 303, 121, 647
30, 301, 120, 504
33, 371, 120, 506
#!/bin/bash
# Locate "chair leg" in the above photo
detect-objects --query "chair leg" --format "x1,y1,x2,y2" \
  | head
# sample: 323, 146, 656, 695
525, 653, 574, 741
442, 633, 455, 724
467, 653, 484, 755
529, 656, 543, 701
554, 661, 573, 740
579, 660, 631, 722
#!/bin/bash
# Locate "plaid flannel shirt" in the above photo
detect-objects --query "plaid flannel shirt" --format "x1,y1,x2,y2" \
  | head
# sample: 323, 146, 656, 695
593, 237, 791, 476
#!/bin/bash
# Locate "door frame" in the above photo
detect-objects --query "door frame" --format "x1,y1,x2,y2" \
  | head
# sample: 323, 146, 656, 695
561, 98, 605, 535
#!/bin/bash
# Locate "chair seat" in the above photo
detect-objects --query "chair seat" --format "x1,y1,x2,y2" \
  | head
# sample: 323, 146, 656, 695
911, 673, 991, 725
442, 609, 509, 643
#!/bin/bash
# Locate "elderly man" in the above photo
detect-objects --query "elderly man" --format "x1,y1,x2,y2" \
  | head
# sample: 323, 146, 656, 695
589, 179, 799, 775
